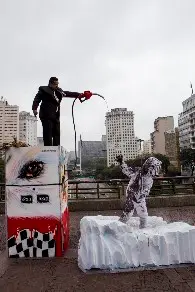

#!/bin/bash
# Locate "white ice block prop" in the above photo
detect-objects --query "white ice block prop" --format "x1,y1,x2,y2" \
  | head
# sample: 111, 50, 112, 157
78, 216, 195, 270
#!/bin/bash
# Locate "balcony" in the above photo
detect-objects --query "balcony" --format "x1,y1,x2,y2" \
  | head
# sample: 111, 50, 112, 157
190, 118, 195, 125
190, 136, 195, 144
189, 112, 195, 119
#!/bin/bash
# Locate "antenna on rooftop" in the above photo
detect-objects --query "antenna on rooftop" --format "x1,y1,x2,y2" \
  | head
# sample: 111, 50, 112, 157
190, 82, 194, 96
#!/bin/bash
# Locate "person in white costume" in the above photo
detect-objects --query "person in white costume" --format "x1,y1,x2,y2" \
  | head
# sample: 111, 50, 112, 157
116, 155, 162, 228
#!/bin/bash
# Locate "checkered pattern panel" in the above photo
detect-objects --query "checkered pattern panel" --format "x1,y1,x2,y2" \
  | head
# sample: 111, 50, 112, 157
33, 230, 55, 257
8, 229, 33, 258
8, 229, 56, 258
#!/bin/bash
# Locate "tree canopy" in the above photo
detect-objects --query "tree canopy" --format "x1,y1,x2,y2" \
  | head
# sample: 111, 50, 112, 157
179, 148, 195, 168
77, 153, 171, 180
126, 153, 170, 174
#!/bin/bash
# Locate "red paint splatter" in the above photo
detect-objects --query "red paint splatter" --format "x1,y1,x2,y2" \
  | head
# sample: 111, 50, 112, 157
7, 207, 69, 257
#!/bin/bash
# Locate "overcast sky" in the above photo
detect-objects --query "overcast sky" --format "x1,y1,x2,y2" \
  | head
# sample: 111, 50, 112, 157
1, 0, 195, 150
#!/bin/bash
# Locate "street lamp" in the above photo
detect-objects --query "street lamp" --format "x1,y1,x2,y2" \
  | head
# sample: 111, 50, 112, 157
191, 160, 195, 176
136, 138, 144, 166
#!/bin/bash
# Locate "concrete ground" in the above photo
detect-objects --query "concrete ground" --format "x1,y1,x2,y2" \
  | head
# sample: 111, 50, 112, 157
0, 207, 195, 291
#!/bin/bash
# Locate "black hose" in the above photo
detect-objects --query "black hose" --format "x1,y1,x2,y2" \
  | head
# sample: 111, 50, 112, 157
71, 93, 109, 170
72, 98, 78, 169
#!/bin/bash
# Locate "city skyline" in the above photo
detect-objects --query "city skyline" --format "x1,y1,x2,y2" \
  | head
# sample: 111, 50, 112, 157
0, 88, 190, 151
0, 99, 185, 153
0, 98, 191, 158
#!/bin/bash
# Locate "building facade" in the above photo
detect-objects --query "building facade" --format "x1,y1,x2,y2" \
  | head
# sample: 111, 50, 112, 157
105, 108, 137, 166
101, 135, 106, 143
0, 99, 19, 146
150, 116, 174, 155
178, 94, 195, 149
37, 137, 44, 146
143, 140, 152, 155
68, 151, 76, 161
19, 111, 37, 146
164, 128, 180, 167
78, 140, 107, 160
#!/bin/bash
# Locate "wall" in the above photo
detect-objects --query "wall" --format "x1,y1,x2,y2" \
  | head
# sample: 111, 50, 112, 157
165, 131, 177, 166
151, 117, 174, 154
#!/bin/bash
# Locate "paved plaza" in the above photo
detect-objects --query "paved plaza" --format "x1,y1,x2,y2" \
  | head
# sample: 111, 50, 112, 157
0, 207, 195, 291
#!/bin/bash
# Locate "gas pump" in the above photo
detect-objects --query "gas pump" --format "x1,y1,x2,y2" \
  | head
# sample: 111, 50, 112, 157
5, 146, 69, 258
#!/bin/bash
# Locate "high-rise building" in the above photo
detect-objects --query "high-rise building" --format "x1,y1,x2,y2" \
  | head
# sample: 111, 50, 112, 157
150, 116, 174, 154
0, 99, 19, 146
178, 94, 195, 149
67, 151, 76, 162
143, 140, 152, 155
164, 128, 180, 168
37, 137, 44, 146
105, 108, 137, 166
101, 135, 106, 142
19, 111, 37, 146
78, 140, 107, 160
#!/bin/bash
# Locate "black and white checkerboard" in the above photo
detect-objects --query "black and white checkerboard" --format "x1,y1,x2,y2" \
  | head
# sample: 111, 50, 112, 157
33, 230, 55, 257
8, 229, 33, 258
8, 229, 56, 258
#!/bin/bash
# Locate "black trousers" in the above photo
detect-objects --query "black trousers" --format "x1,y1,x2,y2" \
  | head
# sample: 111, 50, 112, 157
41, 119, 60, 146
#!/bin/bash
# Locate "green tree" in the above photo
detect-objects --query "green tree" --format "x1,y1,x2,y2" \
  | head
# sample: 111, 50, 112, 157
126, 153, 170, 174
78, 153, 171, 180
153, 153, 170, 174
126, 155, 149, 168
166, 164, 181, 177
179, 148, 195, 168
95, 164, 125, 180
81, 157, 107, 171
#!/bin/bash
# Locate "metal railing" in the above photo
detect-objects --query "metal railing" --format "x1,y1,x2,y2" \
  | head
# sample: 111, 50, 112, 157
0, 183, 5, 202
68, 180, 122, 199
68, 176, 195, 200
1, 176, 195, 202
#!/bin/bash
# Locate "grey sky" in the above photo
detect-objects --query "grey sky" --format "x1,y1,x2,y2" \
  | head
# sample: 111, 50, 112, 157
1, 0, 195, 150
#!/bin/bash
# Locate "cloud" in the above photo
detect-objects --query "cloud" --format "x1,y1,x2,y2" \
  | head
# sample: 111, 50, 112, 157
1, 0, 195, 150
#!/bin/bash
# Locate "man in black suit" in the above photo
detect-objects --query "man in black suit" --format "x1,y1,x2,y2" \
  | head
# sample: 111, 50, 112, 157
32, 77, 92, 146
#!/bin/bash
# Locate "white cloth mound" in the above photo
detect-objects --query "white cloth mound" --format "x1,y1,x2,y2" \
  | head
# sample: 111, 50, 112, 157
78, 215, 195, 270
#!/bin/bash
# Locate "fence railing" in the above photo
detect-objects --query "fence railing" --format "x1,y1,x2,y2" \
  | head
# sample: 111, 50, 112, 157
0, 183, 5, 202
68, 180, 122, 199
68, 176, 195, 200
0, 176, 195, 202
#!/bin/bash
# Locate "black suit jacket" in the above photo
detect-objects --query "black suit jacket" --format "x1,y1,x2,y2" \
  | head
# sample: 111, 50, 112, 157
32, 86, 81, 120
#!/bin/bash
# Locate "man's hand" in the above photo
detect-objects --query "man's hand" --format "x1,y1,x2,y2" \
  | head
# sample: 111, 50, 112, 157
83, 91, 92, 100
33, 110, 38, 117
115, 154, 123, 164
79, 91, 93, 102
